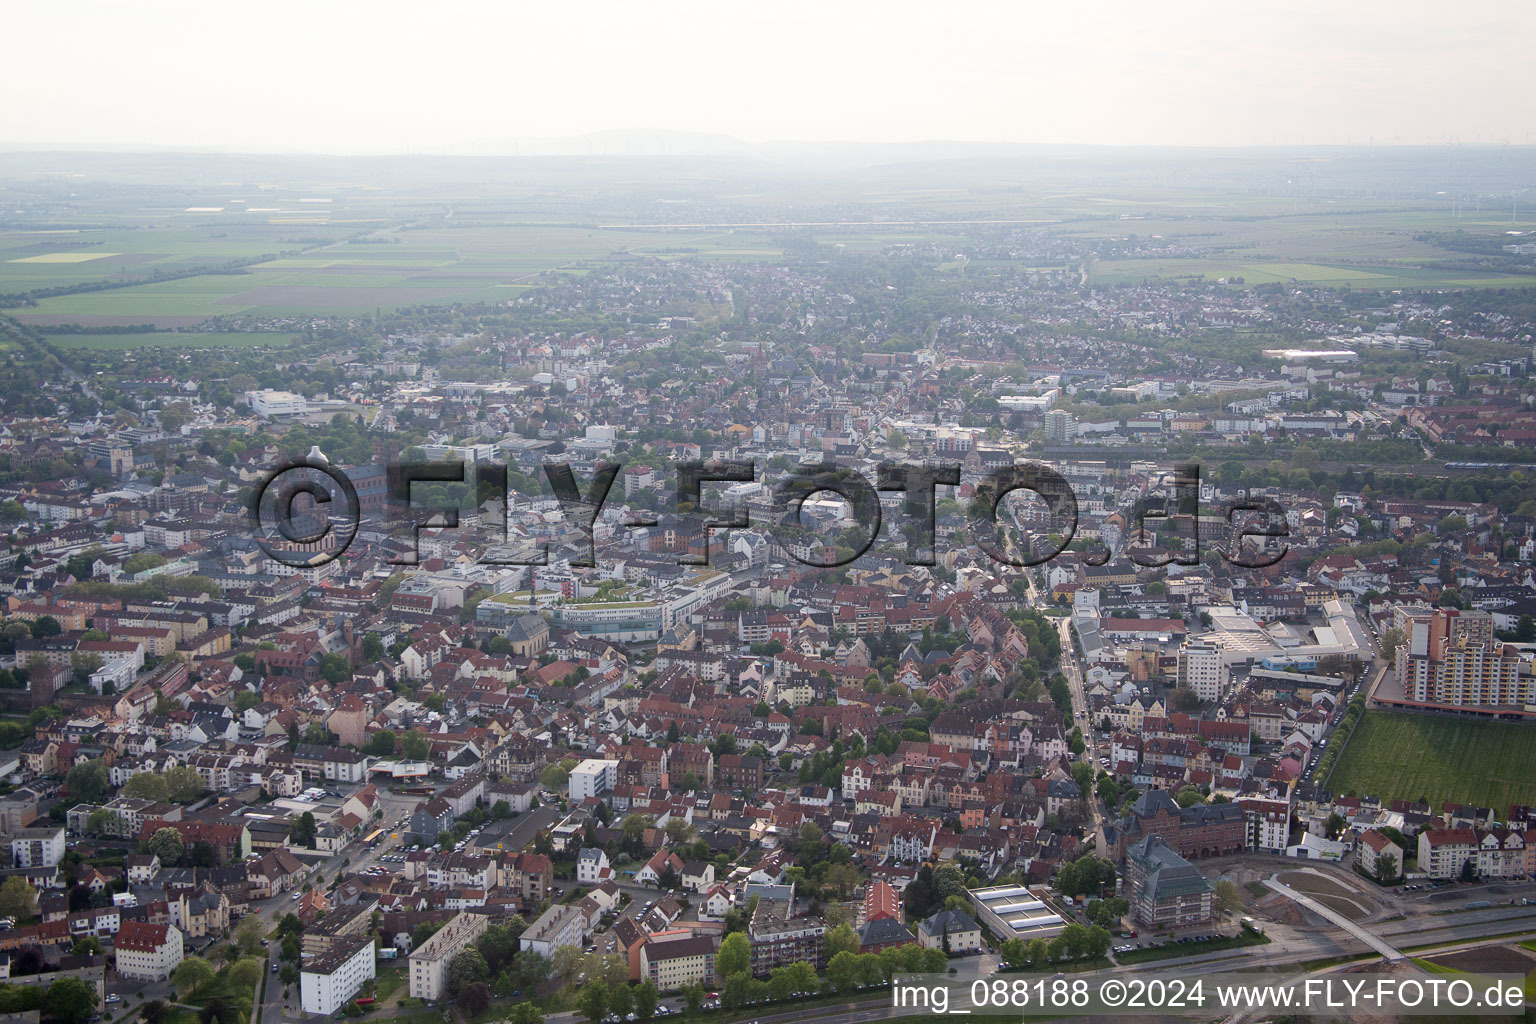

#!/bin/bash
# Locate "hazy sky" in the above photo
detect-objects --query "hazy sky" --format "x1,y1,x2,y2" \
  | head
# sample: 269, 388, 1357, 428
6, 0, 1532, 153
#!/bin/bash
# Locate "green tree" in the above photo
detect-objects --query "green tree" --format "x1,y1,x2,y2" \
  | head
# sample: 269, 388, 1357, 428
233, 914, 266, 956
227, 957, 263, 995
1214, 879, 1243, 917
824, 923, 859, 960
319, 653, 351, 684
633, 979, 658, 1022
447, 948, 489, 996
576, 982, 608, 1024
457, 983, 492, 1016
163, 765, 206, 803
607, 981, 632, 1021
540, 762, 571, 791
289, 811, 318, 849
507, 1005, 544, 1024
827, 951, 861, 992
721, 972, 753, 1009
362, 634, 386, 662
43, 978, 96, 1024
401, 729, 430, 760
121, 772, 170, 802
65, 761, 109, 802
367, 731, 398, 757
0, 877, 38, 920
196, 997, 238, 1024
551, 945, 584, 983
172, 956, 216, 999
716, 932, 750, 978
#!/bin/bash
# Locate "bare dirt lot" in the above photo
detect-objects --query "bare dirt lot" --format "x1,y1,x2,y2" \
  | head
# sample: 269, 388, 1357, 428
1278, 869, 1379, 921
1428, 945, 1536, 975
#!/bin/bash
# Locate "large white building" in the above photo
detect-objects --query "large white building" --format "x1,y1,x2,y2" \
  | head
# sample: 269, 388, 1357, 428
245, 389, 309, 417
114, 921, 184, 981
967, 885, 1065, 942
301, 935, 376, 1016
519, 903, 587, 958
568, 759, 618, 802
1177, 639, 1226, 703
9, 826, 65, 868
408, 912, 488, 1001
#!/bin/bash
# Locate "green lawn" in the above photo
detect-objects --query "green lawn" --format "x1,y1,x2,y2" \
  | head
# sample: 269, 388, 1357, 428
374, 963, 406, 1002
1327, 711, 1536, 810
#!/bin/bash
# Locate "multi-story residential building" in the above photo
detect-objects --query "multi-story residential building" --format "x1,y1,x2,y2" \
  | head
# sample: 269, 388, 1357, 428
1417, 826, 1531, 880
408, 912, 489, 1000
576, 848, 611, 885
569, 760, 618, 802
518, 903, 586, 958
1238, 796, 1291, 855
114, 921, 184, 981
9, 826, 65, 868
639, 934, 717, 991
747, 893, 825, 976
1176, 639, 1225, 703
916, 910, 983, 953
1357, 829, 1399, 880
302, 902, 376, 957
301, 936, 376, 1017
1123, 835, 1215, 928
1395, 609, 1532, 709
1417, 827, 1477, 879
716, 754, 763, 791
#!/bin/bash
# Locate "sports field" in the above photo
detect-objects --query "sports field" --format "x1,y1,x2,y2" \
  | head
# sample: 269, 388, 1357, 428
1327, 710, 1536, 810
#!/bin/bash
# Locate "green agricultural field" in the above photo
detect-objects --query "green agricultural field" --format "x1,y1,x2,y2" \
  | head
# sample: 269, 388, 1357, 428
48, 331, 301, 350
4, 222, 770, 327
1327, 711, 1536, 810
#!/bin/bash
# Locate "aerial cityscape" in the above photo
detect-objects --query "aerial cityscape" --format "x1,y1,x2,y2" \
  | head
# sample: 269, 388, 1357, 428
3, 4, 1536, 1024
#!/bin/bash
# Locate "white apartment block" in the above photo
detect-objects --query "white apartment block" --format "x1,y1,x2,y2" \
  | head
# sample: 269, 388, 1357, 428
1415, 826, 1531, 880
408, 912, 488, 1001
518, 903, 587, 958
568, 759, 618, 802
9, 826, 65, 867
301, 936, 376, 1016
1177, 639, 1226, 703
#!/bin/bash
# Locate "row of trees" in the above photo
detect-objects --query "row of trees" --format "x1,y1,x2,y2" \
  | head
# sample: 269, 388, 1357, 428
677, 935, 950, 1019
1314, 695, 1368, 787
997, 921, 1113, 967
